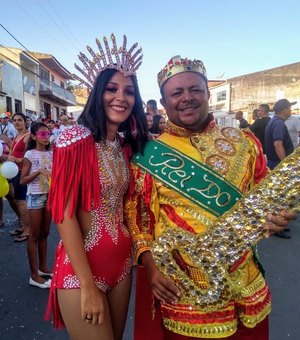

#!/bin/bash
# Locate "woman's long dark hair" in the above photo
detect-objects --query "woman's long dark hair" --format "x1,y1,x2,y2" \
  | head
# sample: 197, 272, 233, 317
27, 122, 51, 151
78, 68, 148, 153
150, 114, 164, 134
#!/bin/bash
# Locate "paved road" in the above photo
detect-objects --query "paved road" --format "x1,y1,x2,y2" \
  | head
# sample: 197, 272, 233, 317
0, 200, 299, 340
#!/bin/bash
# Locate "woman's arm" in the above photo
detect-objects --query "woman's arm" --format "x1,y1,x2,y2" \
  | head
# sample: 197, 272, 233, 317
57, 198, 105, 325
20, 158, 38, 185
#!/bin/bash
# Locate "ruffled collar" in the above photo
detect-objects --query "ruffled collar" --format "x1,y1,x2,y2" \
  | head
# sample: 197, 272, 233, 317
164, 114, 215, 137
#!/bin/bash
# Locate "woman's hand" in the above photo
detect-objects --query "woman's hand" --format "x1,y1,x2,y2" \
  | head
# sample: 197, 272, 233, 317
141, 251, 180, 304
39, 169, 51, 178
81, 284, 105, 325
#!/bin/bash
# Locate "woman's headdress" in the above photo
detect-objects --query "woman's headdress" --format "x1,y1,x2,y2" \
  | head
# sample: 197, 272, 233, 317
73, 34, 143, 91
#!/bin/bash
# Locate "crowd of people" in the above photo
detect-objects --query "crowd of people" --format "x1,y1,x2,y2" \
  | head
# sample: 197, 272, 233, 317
0, 33, 298, 340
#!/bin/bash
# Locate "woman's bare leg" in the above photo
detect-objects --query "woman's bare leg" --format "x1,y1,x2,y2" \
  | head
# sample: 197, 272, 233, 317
57, 289, 114, 340
15, 200, 30, 235
107, 273, 132, 340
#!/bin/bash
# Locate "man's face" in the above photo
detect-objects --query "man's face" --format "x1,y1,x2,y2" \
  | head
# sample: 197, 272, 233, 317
160, 72, 210, 132
0, 117, 8, 125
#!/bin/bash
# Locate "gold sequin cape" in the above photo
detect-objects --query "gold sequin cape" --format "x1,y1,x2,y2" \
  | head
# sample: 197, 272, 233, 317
125, 119, 271, 338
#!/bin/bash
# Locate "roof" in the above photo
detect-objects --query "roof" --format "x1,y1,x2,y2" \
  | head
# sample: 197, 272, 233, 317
30, 52, 73, 79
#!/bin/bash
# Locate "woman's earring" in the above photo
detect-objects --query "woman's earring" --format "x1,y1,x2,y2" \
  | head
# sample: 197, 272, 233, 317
130, 115, 137, 138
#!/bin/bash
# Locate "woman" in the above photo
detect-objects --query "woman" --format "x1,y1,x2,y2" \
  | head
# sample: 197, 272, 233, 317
8, 113, 30, 242
46, 34, 147, 340
150, 114, 166, 136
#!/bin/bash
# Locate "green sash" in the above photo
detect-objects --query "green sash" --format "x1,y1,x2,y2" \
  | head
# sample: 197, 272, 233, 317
132, 140, 242, 217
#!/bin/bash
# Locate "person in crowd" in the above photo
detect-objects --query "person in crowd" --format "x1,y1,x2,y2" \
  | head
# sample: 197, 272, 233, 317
146, 99, 159, 116
45, 34, 147, 340
235, 110, 250, 128
249, 104, 271, 153
284, 114, 300, 149
150, 114, 167, 137
265, 99, 295, 240
20, 122, 53, 289
126, 55, 295, 340
58, 115, 69, 133
145, 113, 153, 130
265, 99, 295, 170
0, 112, 17, 139
252, 108, 259, 121
8, 113, 31, 242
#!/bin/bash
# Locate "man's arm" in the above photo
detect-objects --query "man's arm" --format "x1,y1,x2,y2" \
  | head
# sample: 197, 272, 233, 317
274, 140, 286, 160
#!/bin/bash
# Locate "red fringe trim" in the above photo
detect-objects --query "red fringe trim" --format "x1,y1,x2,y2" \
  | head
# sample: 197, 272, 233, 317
47, 135, 100, 224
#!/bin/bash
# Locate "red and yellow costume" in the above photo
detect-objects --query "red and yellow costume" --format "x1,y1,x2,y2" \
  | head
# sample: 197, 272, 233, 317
46, 125, 132, 328
125, 119, 270, 339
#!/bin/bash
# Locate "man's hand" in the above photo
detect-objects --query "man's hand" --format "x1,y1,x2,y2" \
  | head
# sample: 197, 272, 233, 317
265, 210, 297, 236
141, 251, 180, 304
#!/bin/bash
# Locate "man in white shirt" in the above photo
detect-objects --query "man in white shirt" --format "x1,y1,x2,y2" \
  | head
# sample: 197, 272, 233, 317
285, 115, 300, 149
0, 113, 16, 140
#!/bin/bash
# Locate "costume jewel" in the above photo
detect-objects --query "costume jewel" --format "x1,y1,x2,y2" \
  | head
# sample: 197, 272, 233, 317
152, 146, 300, 311
73, 34, 143, 90
157, 55, 207, 88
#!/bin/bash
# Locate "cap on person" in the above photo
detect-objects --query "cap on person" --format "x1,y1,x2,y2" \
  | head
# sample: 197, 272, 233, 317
0, 113, 8, 119
273, 99, 297, 114
157, 55, 207, 88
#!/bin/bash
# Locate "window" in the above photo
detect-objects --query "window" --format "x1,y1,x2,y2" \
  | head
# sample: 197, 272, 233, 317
51, 75, 54, 82
15, 99, 22, 113
6, 96, 12, 113
217, 90, 226, 102
60, 81, 65, 89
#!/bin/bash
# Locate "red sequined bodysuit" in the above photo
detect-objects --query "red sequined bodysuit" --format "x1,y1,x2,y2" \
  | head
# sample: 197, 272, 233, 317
46, 125, 132, 328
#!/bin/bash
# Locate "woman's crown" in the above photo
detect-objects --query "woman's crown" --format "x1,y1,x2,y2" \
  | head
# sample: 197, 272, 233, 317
73, 34, 143, 90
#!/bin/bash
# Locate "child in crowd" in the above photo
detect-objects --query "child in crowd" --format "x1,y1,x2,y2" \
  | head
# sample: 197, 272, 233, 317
20, 122, 53, 288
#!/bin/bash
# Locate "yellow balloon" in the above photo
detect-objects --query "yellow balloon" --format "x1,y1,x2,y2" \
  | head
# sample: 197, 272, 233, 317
0, 174, 9, 197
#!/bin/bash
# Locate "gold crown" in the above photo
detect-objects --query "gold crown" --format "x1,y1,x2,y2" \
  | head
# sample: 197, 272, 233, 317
73, 34, 143, 90
157, 55, 207, 88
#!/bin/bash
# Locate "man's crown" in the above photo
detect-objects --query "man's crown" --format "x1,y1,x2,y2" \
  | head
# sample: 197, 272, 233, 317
157, 55, 207, 88
73, 34, 143, 90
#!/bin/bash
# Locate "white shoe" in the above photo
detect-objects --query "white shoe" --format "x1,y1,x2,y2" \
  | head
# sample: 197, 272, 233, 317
29, 277, 51, 289
38, 270, 53, 278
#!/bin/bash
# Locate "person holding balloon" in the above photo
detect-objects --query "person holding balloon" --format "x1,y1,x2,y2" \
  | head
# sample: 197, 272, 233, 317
20, 122, 53, 288
8, 113, 31, 242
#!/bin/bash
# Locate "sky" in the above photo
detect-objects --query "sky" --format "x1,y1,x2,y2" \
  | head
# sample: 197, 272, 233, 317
1, 0, 300, 108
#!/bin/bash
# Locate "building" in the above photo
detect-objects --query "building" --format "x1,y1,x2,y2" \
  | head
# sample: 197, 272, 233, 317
208, 62, 300, 126
0, 47, 76, 120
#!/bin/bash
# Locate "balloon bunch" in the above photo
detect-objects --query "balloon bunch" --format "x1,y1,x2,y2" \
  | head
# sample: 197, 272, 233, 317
0, 161, 19, 198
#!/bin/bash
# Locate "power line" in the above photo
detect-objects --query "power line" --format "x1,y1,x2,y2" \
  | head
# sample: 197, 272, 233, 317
45, 0, 82, 51
37, 0, 82, 51
0, 23, 31, 52
13, 0, 73, 57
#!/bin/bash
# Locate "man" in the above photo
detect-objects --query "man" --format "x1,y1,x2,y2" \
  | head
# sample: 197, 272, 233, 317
285, 115, 300, 149
146, 99, 159, 116
126, 56, 294, 339
0, 113, 16, 140
249, 104, 271, 153
235, 110, 250, 128
265, 99, 295, 170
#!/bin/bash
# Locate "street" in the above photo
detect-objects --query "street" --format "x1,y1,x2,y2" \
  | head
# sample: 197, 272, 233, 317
0, 200, 299, 340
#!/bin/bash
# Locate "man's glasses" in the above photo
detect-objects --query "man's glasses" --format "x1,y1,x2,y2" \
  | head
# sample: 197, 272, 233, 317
36, 131, 51, 138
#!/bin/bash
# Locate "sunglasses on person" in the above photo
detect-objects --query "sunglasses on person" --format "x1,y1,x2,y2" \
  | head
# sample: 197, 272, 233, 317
36, 131, 51, 138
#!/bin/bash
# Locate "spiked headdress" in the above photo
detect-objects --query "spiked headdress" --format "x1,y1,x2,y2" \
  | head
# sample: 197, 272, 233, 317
73, 34, 143, 90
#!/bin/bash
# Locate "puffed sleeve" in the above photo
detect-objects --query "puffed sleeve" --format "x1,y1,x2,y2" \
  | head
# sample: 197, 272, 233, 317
125, 163, 159, 263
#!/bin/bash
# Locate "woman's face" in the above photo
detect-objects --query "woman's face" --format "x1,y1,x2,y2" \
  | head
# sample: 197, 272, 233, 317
158, 117, 166, 132
12, 115, 26, 131
103, 72, 135, 129
146, 115, 153, 129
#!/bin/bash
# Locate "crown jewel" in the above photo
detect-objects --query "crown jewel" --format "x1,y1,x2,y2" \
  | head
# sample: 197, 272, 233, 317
73, 34, 143, 90
157, 55, 207, 88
